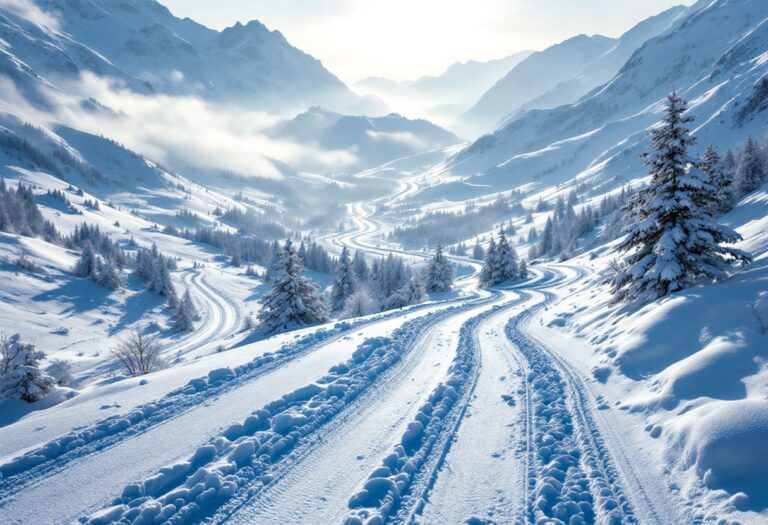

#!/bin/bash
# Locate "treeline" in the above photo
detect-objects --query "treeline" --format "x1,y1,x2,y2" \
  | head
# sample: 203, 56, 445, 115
390, 193, 525, 248
0, 180, 182, 309
0, 180, 58, 241
526, 190, 626, 261
260, 242, 453, 334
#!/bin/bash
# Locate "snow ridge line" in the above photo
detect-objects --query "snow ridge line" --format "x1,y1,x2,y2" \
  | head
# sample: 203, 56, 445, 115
81, 294, 500, 525
505, 292, 637, 525
343, 292, 527, 525
0, 294, 476, 500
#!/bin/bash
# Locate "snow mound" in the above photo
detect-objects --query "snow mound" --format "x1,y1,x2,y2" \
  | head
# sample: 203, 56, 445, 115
674, 400, 768, 503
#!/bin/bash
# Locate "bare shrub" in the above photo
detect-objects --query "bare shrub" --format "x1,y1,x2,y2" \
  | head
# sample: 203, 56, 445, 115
111, 327, 167, 376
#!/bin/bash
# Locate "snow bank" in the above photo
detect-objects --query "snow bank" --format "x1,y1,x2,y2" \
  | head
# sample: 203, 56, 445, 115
671, 400, 768, 504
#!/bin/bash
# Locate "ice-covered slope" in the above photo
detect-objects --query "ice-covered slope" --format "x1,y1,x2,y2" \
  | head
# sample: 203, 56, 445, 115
520, 5, 687, 113
463, 34, 616, 131
271, 107, 461, 173
2, 0, 375, 113
432, 0, 768, 201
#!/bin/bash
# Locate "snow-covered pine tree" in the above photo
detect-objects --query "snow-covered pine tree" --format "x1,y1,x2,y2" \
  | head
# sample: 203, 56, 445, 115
156, 259, 178, 307
330, 247, 357, 311
612, 91, 751, 302
352, 250, 369, 284
258, 239, 329, 335
736, 136, 765, 197
73, 243, 98, 278
95, 257, 124, 290
265, 241, 282, 282
341, 289, 377, 319
425, 245, 453, 293
493, 228, 519, 284
385, 277, 425, 310
478, 236, 498, 288
173, 288, 197, 332
701, 145, 733, 215
518, 259, 529, 279
0, 333, 55, 402
539, 217, 554, 256
472, 240, 485, 260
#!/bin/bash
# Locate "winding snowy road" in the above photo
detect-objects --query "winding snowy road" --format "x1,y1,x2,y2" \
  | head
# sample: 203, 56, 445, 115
0, 164, 689, 525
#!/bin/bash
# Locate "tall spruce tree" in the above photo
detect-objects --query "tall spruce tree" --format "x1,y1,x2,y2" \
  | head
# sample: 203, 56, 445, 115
352, 249, 369, 284
173, 288, 198, 332
478, 236, 498, 288
258, 239, 329, 335
612, 92, 751, 302
493, 228, 519, 284
472, 240, 485, 261
425, 245, 453, 293
330, 247, 356, 311
701, 145, 733, 215
736, 136, 765, 196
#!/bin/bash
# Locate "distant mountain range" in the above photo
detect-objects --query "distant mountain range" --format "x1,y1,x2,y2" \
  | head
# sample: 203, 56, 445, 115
463, 5, 686, 132
3, 0, 384, 114
270, 107, 460, 174
422, 0, 768, 202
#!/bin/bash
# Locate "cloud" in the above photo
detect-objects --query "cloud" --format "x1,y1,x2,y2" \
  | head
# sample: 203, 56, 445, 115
2, 0, 60, 30
365, 129, 429, 150
39, 74, 358, 179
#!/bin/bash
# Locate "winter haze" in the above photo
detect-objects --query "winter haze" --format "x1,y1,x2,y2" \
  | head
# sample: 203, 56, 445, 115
0, 1, 766, 525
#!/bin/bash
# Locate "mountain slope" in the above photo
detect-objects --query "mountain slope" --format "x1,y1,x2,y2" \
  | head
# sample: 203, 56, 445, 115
271, 107, 461, 173
520, 5, 687, 113
433, 0, 768, 201
463, 34, 616, 131
6, 0, 374, 113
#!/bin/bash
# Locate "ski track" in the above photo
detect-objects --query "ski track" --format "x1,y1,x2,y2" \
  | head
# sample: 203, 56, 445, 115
507, 290, 639, 525
215, 293, 520, 525
78, 293, 502, 525
0, 299, 479, 525
414, 294, 538, 525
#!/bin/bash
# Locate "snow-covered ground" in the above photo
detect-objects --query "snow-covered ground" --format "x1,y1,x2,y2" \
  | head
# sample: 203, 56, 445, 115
1, 1, 768, 524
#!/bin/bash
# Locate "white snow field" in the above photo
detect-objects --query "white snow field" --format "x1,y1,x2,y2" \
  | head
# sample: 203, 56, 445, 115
1, 0, 768, 524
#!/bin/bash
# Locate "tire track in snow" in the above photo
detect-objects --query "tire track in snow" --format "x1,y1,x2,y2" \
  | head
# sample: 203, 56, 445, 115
0, 291, 477, 508
343, 271, 567, 525
343, 292, 529, 525
209, 292, 508, 525
79, 293, 501, 525
507, 290, 638, 525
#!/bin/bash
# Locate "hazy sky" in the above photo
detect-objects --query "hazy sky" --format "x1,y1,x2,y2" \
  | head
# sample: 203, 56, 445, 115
163, 0, 693, 84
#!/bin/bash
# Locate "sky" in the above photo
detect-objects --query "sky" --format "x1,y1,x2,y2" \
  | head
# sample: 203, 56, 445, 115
164, 0, 692, 84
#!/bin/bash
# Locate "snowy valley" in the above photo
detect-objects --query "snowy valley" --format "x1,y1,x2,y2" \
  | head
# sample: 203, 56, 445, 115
0, 1, 766, 524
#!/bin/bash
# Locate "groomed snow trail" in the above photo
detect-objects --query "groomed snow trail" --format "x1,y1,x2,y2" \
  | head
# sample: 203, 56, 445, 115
508, 290, 639, 525
414, 294, 538, 525
213, 293, 521, 525
78, 294, 500, 524
0, 301, 470, 524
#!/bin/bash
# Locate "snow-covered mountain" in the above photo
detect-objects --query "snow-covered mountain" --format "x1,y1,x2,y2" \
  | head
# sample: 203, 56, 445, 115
354, 51, 533, 134
356, 51, 533, 114
518, 5, 687, 114
429, 0, 768, 202
462, 34, 617, 131
1, 0, 381, 114
463, 5, 687, 134
270, 107, 461, 173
